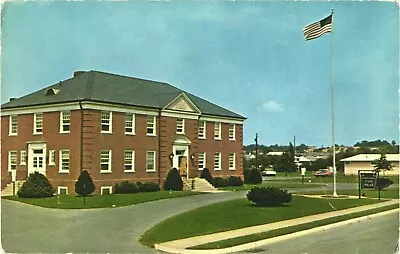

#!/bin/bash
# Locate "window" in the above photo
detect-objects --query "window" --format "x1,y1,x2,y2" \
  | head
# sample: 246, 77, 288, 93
8, 151, 17, 171
198, 152, 206, 170
20, 151, 26, 165
229, 153, 236, 170
101, 111, 112, 133
9, 115, 18, 136
100, 150, 112, 172
48, 150, 55, 165
59, 150, 70, 173
214, 122, 221, 140
101, 186, 112, 195
34, 113, 43, 134
60, 111, 71, 133
214, 152, 221, 170
57, 186, 68, 195
176, 118, 185, 134
229, 124, 236, 140
146, 151, 156, 172
124, 150, 135, 172
146, 116, 156, 136
125, 113, 135, 134
199, 120, 206, 139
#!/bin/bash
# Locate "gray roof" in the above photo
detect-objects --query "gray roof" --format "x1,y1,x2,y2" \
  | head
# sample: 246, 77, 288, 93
2, 70, 245, 119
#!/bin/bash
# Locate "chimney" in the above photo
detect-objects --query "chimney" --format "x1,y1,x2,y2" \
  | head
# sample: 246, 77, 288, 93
9, 97, 17, 101
73, 71, 86, 77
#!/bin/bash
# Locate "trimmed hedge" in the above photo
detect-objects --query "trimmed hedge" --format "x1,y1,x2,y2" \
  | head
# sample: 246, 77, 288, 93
213, 177, 228, 188
164, 168, 183, 191
200, 168, 214, 185
115, 181, 139, 194
227, 176, 244, 186
246, 186, 292, 207
18, 172, 55, 198
137, 182, 160, 192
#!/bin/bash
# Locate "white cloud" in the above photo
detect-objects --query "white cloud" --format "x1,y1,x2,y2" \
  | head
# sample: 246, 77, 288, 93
261, 100, 284, 112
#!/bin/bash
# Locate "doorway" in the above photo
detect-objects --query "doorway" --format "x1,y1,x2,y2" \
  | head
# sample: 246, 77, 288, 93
27, 143, 47, 176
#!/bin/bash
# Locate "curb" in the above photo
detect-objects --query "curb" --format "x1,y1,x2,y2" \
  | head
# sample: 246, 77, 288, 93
155, 207, 399, 253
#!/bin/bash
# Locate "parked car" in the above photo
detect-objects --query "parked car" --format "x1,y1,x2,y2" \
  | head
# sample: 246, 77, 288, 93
313, 169, 333, 177
261, 170, 277, 177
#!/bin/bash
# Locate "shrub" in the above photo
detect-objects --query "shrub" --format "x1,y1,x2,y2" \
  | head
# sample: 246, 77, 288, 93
17, 172, 55, 198
228, 176, 244, 186
75, 170, 96, 197
246, 186, 292, 207
376, 178, 394, 190
164, 168, 183, 191
137, 182, 160, 192
243, 169, 251, 183
200, 168, 214, 184
115, 181, 139, 194
213, 177, 228, 187
247, 168, 263, 184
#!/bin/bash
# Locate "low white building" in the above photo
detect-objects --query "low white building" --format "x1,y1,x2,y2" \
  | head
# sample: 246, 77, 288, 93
340, 154, 400, 175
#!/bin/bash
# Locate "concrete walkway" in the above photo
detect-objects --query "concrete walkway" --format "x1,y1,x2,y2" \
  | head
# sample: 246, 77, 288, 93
155, 199, 399, 253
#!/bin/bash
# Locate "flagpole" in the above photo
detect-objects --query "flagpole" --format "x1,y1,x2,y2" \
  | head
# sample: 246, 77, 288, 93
331, 8, 338, 197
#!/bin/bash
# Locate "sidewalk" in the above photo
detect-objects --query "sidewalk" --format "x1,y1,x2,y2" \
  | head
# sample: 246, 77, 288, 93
155, 199, 399, 253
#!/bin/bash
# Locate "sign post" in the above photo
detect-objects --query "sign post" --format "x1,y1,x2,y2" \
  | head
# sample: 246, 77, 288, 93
358, 170, 377, 199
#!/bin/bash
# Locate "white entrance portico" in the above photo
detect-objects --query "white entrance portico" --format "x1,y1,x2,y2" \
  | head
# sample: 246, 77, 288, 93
172, 137, 191, 179
27, 143, 47, 176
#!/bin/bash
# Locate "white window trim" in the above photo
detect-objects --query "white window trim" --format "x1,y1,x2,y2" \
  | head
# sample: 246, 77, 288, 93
146, 116, 156, 136
101, 186, 113, 195
20, 150, 26, 166
146, 151, 156, 172
199, 121, 206, 139
229, 153, 236, 170
9, 115, 17, 136
59, 111, 71, 134
8, 151, 17, 172
229, 124, 236, 141
124, 150, 135, 173
176, 118, 185, 134
58, 150, 70, 173
101, 111, 113, 134
125, 113, 136, 135
100, 150, 112, 173
57, 186, 68, 195
214, 122, 221, 140
33, 113, 43, 135
49, 150, 56, 166
198, 152, 206, 170
214, 152, 221, 170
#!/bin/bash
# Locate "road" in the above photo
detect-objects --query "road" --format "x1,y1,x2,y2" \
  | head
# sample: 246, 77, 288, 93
241, 211, 399, 254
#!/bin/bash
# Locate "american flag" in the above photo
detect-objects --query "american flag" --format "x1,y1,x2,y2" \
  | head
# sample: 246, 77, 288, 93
303, 14, 332, 41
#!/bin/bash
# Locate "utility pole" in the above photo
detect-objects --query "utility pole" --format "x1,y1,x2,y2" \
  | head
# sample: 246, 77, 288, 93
255, 133, 258, 168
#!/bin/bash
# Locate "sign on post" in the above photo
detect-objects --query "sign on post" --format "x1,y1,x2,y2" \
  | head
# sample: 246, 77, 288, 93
361, 172, 377, 189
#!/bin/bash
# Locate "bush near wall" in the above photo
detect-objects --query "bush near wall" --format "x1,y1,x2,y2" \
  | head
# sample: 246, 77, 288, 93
227, 176, 244, 186
246, 186, 292, 207
137, 182, 160, 192
200, 168, 214, 185
17, 172, 55, 198
115, 181, 139, 194
213, 177, 228, 187
164, 168, 183, 191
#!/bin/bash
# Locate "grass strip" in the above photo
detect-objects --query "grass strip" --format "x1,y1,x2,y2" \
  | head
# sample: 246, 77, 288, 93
2, 191, 201, 209
189, 204, 399, 250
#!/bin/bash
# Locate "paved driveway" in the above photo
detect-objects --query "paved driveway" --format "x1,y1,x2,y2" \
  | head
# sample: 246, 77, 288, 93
1, 191, 246, 253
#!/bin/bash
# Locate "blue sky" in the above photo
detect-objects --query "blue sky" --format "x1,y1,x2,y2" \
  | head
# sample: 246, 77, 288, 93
1, 1, 398, 147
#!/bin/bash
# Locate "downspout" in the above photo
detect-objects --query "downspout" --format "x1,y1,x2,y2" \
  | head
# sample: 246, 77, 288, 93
158, 109, 162, 185
79, 101, 83, 173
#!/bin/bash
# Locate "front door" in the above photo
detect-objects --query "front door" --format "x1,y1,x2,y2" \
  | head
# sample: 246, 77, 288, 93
28, 143, 47, 176
179, 156, 188, 177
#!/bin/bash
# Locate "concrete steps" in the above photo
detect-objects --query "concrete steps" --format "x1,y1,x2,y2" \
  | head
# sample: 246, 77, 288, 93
1, 181, 25, 196
193, 178, 218, 192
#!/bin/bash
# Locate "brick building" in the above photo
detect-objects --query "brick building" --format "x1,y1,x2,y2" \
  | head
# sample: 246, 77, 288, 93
1, 71, 245, 194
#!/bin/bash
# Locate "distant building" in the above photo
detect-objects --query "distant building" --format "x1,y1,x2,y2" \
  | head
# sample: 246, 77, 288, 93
266, 151, 283, 156
340, 154, 399, 175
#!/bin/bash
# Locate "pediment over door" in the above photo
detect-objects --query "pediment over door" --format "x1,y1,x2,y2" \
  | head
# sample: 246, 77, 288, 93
164, 93, 201, 114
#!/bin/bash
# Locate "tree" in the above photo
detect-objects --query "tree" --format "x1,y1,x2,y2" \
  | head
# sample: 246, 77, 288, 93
276, 150, 297, 176
163, 168, 183, 191
391, 140, 396, 146
372, 154, 393, 176
75, 170, 95, 205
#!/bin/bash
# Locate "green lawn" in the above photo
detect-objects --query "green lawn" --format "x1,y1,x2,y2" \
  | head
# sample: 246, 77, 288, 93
219, 181, 324, 191
2, 191, 200, 209
298, 188, 399, 199
140, 196, 382, 247
190, 203, 399, 250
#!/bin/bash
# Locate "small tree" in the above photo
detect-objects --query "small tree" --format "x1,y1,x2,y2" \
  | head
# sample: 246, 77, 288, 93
246, 168, 262, 184
75, 170, 95, 205
372, 154, 393, 176
163, 168, 183, 191
17, 172, 55, 198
